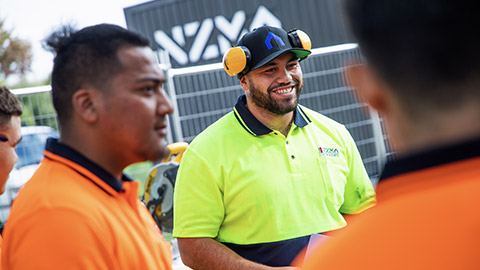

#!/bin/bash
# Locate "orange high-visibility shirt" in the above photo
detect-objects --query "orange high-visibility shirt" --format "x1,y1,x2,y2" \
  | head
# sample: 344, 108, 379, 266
2, 139, 171, 269
302, 139, 480, 269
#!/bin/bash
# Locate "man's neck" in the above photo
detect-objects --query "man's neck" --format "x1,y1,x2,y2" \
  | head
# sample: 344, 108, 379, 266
246, 100, 294, 137
389, 103, 480, 157
59, 130, 125, 179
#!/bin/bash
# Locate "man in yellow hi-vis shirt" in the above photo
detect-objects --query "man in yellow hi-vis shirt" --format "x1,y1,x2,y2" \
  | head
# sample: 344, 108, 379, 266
173, 25, 376, 270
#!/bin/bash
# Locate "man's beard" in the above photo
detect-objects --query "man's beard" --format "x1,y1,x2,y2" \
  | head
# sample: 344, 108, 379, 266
247, 78, 303, 115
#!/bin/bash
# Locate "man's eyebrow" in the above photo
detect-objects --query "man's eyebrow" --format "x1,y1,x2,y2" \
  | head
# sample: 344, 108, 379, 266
263, 56, 299, 68
261, 62, 278, 68
136, 77, 166, 84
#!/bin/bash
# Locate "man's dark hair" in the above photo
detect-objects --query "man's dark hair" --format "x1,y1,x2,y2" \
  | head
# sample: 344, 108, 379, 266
44, 23, 150, 126
344, 0, 480, 114
0, 86, 22, 126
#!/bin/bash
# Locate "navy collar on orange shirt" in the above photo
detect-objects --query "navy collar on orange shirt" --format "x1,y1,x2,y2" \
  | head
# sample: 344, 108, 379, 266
233, 94, 311, 136
379, 136, 480, 181
45, 138, 132, 193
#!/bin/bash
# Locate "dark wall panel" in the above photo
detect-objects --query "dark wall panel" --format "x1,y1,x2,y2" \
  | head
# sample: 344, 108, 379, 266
125, 0, 353, 68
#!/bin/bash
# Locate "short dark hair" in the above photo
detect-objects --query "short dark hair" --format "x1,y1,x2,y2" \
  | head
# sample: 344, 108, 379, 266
344, 0, 480, 114
0, 86, 22, 126
44, 23, 150, 126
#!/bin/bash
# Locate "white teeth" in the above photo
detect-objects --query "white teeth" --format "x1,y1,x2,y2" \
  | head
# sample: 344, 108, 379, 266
275, 87, 294, 94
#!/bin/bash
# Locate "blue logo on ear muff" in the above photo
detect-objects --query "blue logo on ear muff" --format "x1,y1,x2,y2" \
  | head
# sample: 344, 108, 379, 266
265, 32, 285, 50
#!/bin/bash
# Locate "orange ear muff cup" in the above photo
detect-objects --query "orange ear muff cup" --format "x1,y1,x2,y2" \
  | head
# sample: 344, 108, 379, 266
223, 46, 250, 76
296, 30, 312, 50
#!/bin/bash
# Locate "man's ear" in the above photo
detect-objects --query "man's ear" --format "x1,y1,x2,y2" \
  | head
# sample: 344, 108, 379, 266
346, 64, 388, 114
72, 89, 99, 123
240, 75, 249, 92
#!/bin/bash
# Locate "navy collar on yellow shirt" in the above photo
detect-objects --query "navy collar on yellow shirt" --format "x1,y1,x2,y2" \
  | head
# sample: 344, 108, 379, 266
379, 136, 480, 181
45, 138, 132, 193
233, 95, 311, 136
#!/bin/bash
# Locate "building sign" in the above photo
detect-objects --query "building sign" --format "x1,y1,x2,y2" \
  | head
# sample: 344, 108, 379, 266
153, 6, 280, 66
125, 0, 352, 68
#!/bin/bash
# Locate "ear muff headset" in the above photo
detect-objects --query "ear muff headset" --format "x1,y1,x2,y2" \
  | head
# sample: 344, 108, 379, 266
222, 46, 251, 77
288, 29, 312, 53
222, 29, 312, 77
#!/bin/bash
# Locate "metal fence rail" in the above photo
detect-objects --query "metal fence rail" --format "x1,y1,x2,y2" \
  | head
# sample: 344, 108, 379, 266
12, 85, 58, 130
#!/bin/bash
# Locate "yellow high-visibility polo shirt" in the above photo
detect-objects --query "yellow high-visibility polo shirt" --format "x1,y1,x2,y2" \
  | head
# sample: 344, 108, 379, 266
173, 95, 375, 265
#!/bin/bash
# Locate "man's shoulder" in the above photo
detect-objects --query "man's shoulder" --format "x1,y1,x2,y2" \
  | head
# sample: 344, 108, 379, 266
188, 111, 241, 145
182, 110, 256, 164
10, 159, 111, 218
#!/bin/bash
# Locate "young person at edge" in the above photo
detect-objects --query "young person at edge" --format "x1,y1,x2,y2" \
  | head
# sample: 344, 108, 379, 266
301, 1, 480, 269
0, 86, 22, 268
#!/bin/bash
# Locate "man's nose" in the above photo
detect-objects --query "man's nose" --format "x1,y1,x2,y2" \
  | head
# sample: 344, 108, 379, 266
157, 90, 174, 116
277, 67, 293, 83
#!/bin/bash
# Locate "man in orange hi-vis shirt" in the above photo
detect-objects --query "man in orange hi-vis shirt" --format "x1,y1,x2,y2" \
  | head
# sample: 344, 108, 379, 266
301, 0, 480, 269
0, 86, 22, 269
2, 24, 173, 269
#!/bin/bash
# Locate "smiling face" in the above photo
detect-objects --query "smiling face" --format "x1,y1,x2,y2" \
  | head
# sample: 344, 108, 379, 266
242, 52, 303, 116
0, 115, 22, 194
96, 46, 174, 166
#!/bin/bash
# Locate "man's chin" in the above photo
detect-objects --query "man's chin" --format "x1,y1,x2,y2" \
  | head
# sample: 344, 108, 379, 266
159, 146, 171, 161
271, 99, 298, 114
135, 146, 170, 164
150, 145, 171, 162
